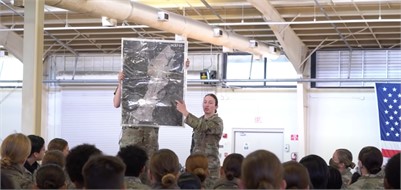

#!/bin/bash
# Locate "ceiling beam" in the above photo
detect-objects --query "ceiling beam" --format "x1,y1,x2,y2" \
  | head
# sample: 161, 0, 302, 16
0, 25, 23, 61
247, 0, 308, 73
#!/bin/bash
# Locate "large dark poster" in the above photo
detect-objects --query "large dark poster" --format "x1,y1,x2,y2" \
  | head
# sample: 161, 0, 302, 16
121, 39, 186, 127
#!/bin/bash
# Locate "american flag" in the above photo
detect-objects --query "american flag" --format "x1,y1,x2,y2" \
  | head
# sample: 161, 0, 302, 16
375, 83, 401, 158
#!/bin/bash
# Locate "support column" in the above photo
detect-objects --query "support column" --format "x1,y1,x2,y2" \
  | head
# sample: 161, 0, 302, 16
297, 76, 309, 158
21, 0, 44, 135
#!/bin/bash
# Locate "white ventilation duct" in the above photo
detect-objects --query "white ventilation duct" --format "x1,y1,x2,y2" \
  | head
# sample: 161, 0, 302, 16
45, 0, 279, 59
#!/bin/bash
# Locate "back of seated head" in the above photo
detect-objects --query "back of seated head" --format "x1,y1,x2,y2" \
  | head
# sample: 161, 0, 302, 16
177, 172, 202, 189
149, 149, 180, 189
48, 138, 69, 155
35, 164, 66, 189
358, 146, 383, 175
27, 135, 45, 157
1, 133, 31, 167
384, 153, 400, 189
82, 155, 126, 189
299, 154, 329, 189
42, 150, 65, 167
117, 145, 148, 177
185, 153, 208, 182
222, 153, 244, 180
282, 160, 310, 189
327, 166, 342, 189
241, 149, 285, 189
65, 143, 102, 188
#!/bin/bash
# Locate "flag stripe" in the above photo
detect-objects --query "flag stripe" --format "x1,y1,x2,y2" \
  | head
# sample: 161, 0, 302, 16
382, 149, 401, 158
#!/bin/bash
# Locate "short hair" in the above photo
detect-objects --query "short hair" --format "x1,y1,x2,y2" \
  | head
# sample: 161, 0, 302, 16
149, 149, 180, 189
299, 154, 329, 189
283, 160, 310, 189
27, 135, 45, 157
336, 149, 356, 169
35, 164, 66, 189
82, 155, 126, 189
185, 153, 208, 182
358, 146, 383, 174
241, 150, 284, 189
384, 153, 400, 189
177, 172, 202, 189
327, 166, 342, 189
47, 138, 68, 152
1, 133, 31, 166
117, 145, 148, 177
222, 153, 244, 180
65, 144, 101, 187
42, 150, 65, 167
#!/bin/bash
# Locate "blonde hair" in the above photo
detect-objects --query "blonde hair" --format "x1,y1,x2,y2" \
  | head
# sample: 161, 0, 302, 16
1, 133, 31, 167
336, 149, 356, 169
185, 153, 208, 182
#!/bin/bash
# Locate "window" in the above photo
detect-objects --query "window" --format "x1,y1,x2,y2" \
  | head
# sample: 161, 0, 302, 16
313, 50, 401, 87
223, 53, 297, 87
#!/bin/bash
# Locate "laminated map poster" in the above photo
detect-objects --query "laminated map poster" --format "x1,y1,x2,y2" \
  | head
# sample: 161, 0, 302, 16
121, 39, 186, 127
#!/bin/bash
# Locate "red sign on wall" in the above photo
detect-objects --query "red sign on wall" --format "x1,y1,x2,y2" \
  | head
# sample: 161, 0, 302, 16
291, 134, 299, 141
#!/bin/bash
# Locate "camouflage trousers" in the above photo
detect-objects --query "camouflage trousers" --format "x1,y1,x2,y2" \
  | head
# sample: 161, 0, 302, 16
119, 126, 159, 157
204, 155, 220, 189
120, 126, 159, 186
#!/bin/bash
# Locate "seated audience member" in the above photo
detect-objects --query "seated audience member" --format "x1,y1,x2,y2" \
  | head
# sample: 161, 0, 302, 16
47, 138, 69, 156
299, 154, 329, 189
348, 146, 384, 189
82, 155, 126, 189
65, 144, 102, 188
42, 150, 65, 167
282, 160, 310, 189
327, 166, 342, 189
148, 149, 180, 189
213, 153, 244, 189
1, 133, 34, 189
177, 172, 202, 189
42, 150, 75, 189
35, 164, 66, 189
329, 148, 355, 188
384, 153, 400, 189
117, 145, 150, 189
24, 135, 46, 174
241, 149, 286, 189
185, 153, 209, 188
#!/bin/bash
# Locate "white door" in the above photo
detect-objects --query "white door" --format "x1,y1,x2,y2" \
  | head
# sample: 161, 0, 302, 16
234, 130, 284, 161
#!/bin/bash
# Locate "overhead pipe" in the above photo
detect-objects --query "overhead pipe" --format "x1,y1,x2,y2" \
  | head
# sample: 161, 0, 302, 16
44, 0, 279, 59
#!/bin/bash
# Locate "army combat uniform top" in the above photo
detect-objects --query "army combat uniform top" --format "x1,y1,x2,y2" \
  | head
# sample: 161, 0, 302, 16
347, 170, 384, 190
1, 163, 34, 189
341, 168, 353, 189
185, 113, 224, 189
125, 176, 150, 189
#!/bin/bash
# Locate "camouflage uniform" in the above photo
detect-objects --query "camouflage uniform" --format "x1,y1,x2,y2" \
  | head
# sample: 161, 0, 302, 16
213, 178, 240, 189
347, 170, 384, 189
1, 164, 33, 189
341, 168, 352, 189
185, 113, 224, 189
125, 176, 150, 189
119, 126, 159, 157
119, 126, 159, 186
